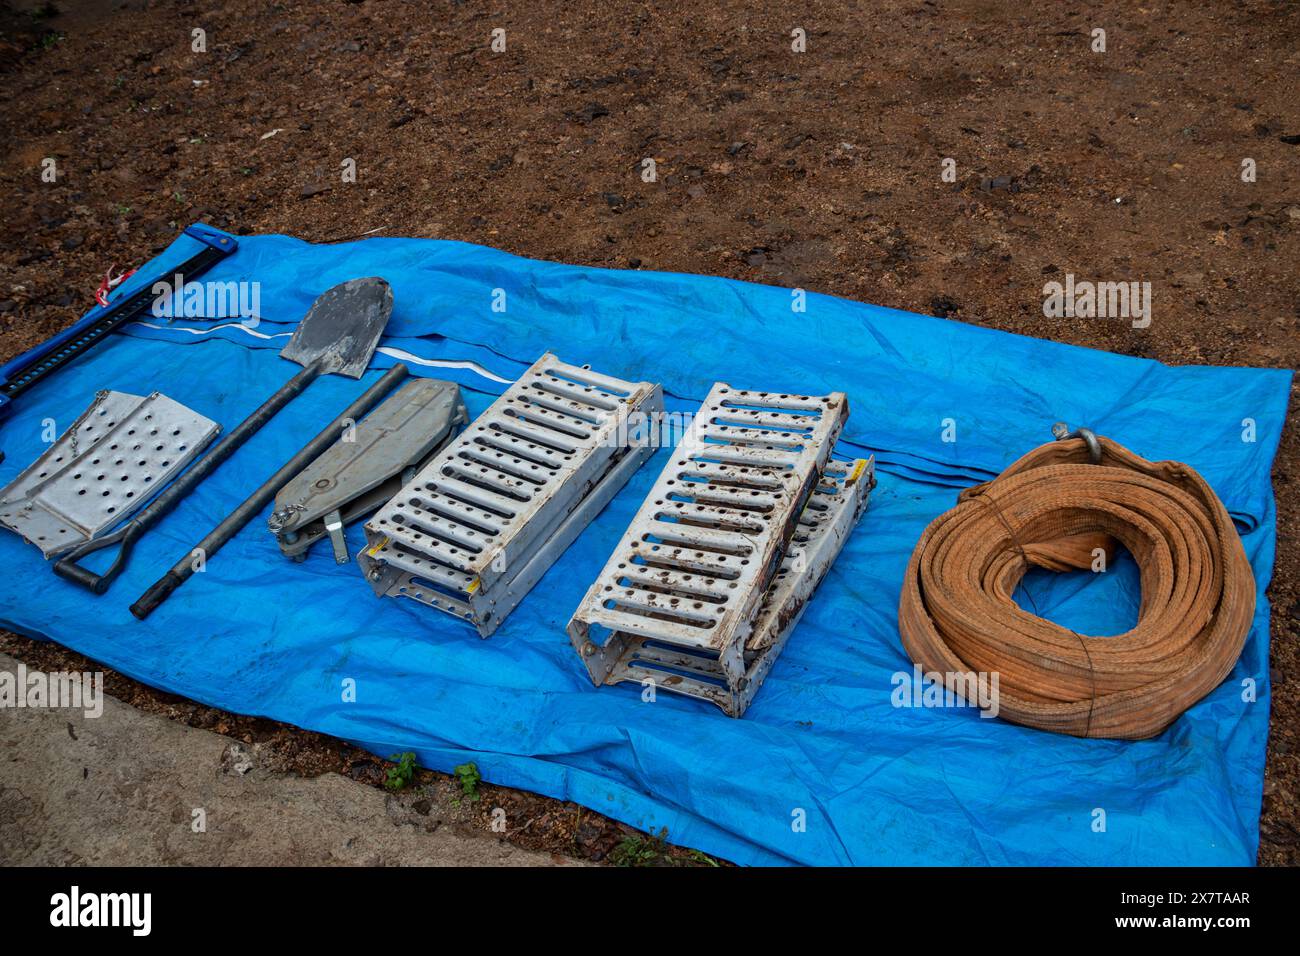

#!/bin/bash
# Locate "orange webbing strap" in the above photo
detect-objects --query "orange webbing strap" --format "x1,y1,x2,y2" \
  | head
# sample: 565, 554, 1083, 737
898, 435, 1255, 740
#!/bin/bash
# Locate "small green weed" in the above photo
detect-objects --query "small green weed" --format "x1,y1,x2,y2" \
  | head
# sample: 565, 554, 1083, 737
611, 827, 670, 867
384, 751, 417, 791
453, 762, 481, 804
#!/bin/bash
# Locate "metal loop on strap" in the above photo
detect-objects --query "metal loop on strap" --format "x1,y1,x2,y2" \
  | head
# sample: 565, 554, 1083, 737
1051, 421, 1102, 464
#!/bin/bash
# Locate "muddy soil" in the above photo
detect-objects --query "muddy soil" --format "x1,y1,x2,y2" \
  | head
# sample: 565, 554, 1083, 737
0, 0, 1296, 863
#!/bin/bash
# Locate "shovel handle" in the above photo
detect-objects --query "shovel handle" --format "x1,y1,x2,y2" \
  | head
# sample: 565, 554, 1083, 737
52, 522, 143, 594
130, 364, 410, 620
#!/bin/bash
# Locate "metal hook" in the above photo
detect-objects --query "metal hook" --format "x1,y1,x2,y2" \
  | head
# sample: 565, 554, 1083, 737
1051, 422, 1102, 464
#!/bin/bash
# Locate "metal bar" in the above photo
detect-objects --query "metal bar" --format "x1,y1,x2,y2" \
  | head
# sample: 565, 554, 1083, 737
0, 228, 236, 412
129, 364, 410, 619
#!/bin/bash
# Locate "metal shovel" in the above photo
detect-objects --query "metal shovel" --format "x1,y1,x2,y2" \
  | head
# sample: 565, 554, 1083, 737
53, 276, 394, 596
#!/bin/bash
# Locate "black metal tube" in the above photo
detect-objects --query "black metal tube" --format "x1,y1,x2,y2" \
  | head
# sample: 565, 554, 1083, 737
130, 363, 409, 619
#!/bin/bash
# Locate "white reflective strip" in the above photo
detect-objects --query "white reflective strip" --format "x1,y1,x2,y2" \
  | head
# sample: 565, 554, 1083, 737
133, 319, 289, 340
129, 321, 515, 386
376, 346, 513, 385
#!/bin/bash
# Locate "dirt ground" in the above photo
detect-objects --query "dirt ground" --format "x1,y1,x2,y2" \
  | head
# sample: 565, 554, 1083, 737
0, 0, 1296, 864
0, 651, 589, 867
0, 631, 714, 865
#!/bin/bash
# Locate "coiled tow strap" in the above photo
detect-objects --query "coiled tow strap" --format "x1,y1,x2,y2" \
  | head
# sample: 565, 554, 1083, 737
898, 433, 1254, 740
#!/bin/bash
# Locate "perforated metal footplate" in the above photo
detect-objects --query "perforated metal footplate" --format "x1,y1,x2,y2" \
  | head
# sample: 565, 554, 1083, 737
0, 390, 220, 557
567, 383, 854, 716
358, 353, 663, 637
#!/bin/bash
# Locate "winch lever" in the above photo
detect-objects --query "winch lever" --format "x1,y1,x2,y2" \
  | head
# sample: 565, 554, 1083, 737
129, 364, 410, 619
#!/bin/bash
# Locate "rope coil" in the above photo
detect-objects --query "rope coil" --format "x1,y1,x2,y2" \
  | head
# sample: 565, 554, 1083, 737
898, 434, 1254, 739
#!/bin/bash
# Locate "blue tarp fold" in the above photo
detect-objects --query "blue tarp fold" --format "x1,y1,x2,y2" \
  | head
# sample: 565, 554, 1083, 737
0, 226, 1289, 865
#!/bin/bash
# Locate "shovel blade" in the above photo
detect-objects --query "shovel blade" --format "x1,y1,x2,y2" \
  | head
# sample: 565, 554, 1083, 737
281, 277, 393, 379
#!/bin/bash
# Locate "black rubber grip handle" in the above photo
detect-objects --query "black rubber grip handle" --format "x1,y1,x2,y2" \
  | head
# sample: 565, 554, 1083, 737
51, 557, 109, 593
52, 523, 141, 595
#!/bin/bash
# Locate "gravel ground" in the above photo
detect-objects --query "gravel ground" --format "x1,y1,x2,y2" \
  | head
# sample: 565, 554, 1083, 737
0, 0, 1296, 863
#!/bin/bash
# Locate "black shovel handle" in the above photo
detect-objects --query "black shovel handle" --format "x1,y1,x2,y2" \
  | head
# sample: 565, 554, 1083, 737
53, 521, 144, 594
51, 362, 323, 594
130, 363, 409, 620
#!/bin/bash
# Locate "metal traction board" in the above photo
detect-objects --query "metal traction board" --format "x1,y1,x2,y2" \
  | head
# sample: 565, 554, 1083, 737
358, 353, 663, 637
566, 382, 850, 709
0, 390, 220, 557
588, 456, 874, 716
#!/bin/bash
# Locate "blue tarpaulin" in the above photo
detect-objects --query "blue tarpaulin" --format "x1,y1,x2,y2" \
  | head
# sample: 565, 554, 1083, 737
0, 226, 1290, 865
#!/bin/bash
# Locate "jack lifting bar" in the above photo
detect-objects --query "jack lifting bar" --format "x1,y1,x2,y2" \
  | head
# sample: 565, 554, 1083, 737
0, 225, 236, 422
358, 353, 663, 638
567, 383, 860, 716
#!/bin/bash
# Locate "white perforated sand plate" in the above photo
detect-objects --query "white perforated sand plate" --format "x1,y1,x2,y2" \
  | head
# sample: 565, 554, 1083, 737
0, 391, 220, 557
359, 353, 663, 637
567, 384, 853, 714
577, 455, 873, 715
586, 457, 874, 716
